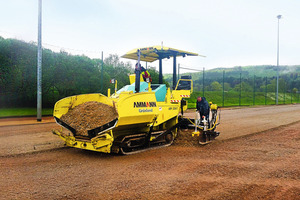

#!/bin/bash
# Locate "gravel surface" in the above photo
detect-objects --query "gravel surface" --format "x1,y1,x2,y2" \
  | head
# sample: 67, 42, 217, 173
0, 105, 300, 199
1, 122, 299, 199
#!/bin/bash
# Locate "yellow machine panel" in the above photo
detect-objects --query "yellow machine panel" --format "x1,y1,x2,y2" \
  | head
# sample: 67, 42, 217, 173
116, 92, 158, 126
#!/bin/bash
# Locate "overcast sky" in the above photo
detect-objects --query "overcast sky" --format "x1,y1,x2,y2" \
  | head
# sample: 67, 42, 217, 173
0, 0, 299, 73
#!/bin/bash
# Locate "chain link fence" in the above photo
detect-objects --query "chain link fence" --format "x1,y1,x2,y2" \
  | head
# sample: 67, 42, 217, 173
186, 69, 300, 108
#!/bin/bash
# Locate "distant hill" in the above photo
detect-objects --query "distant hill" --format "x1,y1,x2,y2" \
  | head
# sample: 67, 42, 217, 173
164, 65, 300, 94
164, 65, 300, 82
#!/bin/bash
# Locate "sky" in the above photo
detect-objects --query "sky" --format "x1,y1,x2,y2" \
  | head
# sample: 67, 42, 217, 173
0, 0, 300, 74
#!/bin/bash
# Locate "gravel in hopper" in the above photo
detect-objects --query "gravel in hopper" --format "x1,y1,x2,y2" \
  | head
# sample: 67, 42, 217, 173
60, 101, 118, 136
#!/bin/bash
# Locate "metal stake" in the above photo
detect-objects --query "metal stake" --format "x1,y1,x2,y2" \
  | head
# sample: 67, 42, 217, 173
37, 0, 42, 122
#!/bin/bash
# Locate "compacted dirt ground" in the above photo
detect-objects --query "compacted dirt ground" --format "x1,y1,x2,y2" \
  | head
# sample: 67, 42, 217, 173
0, 105, 300, 199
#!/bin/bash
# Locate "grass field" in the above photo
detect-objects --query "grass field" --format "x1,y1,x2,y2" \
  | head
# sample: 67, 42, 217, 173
0, 108, 53, 118
1, 91, 299, 117
188, 91, 300, 108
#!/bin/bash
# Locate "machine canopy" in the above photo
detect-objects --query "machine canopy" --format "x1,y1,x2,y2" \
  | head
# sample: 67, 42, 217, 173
121, 46, 201, 62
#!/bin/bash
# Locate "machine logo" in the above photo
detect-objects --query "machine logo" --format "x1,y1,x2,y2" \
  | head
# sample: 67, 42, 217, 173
134, 102, 157, 108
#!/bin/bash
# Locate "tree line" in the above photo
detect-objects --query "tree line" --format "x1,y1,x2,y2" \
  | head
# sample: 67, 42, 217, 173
0, 37, 164, 108
1, 37, 299, 109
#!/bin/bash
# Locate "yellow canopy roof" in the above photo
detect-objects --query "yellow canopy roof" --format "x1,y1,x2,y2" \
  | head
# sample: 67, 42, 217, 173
121, 46, 202, 62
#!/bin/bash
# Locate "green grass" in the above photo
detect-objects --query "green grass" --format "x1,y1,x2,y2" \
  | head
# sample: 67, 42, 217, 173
188, 91, 300, 108
1, 91, 300, 117
0, 108, 53, 118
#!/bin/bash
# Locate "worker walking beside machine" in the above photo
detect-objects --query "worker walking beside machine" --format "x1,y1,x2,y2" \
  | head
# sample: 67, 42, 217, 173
194, 96, 220, 145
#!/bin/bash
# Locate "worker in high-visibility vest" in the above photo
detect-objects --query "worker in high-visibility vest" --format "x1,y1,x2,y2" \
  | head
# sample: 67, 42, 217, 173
141, 66, 152, 82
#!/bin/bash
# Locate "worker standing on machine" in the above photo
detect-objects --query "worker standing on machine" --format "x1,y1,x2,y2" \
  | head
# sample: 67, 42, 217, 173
135, 63, 141, 72
196, 96, 210, 123
135, 63, 152, 82
141, 66, 152, 82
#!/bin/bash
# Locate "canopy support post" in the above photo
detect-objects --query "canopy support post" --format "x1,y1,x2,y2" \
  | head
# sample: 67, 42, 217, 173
173, 55, 177, 89
159, 58, 163, 84
135, 50, 141, 93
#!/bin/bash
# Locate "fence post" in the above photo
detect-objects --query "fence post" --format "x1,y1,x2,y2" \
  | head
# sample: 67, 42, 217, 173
222, 70, 225, 107
202, 67, 205, 97
101, 51, 104, 92
239, 72, 242, 106
253, 75, 256, 105
284, 81, 285, 104
275, 79, 276, 105
265, 76, 267, 105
